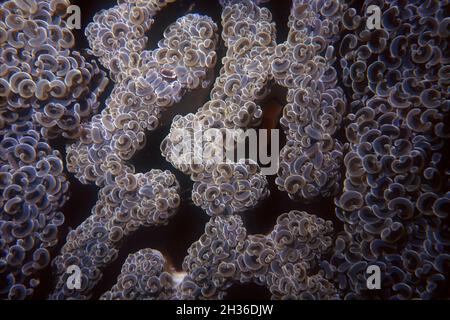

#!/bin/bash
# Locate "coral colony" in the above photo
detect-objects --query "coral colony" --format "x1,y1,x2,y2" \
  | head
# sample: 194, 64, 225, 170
0, 0, 449, 300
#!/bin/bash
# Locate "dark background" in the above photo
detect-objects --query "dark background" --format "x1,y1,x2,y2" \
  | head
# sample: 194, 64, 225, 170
34, 0, 343, 300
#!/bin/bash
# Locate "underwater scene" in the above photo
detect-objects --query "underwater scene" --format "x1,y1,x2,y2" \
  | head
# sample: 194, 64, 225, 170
0, 0, 449, 301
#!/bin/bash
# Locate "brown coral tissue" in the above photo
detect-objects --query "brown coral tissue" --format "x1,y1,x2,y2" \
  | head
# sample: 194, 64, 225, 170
0, 0, 449, 301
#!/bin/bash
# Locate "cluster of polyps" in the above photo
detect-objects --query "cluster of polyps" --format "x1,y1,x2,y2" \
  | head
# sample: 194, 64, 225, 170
50, 0, 218, 300
162, 0, 275, 216
0, 0, 107, 299
271, 0, 347, 202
